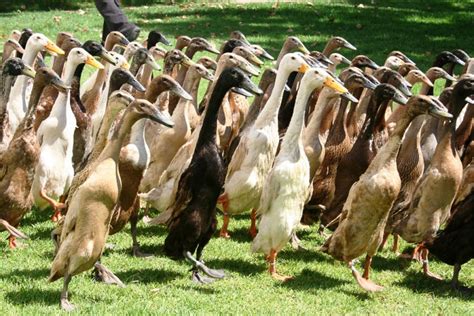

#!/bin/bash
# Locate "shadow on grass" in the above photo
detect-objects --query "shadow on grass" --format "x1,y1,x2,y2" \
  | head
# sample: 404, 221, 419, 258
394, 270, 474, 301
175, 284, 218, 294
117, 267, 182, 284
4, 288, 58, 307
279, 268, 348, 292
0, 267, 49, 281
205, 257, 265, 276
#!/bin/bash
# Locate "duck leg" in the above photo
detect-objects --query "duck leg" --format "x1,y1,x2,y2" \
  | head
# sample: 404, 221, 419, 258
130, 202, 152, 258
60, 273, 75, 312
290, 232, 306, 250
391, 234, 400, 255
249, 208, 257, 239
421, 248, 443, 280
39, 189, 66, 222
268, 249, 293, 282
217, 192, 231, 238
349, 260, 383, 292
93, 261, 125, 287
451, 263, 472, 293
184, 251, 225, 282
0, 219, 28, 249
378, 232, 390, 251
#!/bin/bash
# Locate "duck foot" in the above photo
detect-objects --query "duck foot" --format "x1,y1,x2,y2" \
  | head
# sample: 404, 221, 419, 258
317, 224, 329, 238
219, 230, 231, 239
0, 219, 28, 241
60, 298, 75, 312
184, 251, 225, 279
132, 245, 153, 258
290, 232, 306, 251
271, 272, 294, 282
93, 262, 125, 287
452, 282, 473, 294
192, 270, 217, 285
423, 268, 444, 281
350, 262, 383, 292
249, 209, 257, 239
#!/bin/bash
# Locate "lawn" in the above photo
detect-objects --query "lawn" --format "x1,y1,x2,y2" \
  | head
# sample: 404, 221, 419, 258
1, 0, 473, 314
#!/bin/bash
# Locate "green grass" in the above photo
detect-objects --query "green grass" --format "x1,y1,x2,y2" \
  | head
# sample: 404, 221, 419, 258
1, 1, 473, 314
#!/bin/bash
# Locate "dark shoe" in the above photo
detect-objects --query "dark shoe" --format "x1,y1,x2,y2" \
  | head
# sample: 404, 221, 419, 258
120, 23, 140, 42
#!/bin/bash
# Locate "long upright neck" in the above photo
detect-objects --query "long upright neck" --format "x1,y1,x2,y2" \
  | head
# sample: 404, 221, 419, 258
130, 60, 143, 76
196, 83, 229, 149
98, 112, 137, 162
359, 96, 381, 140
255, 67, 291, 126
22, 42, 39, 66
53, 53, 67, 75
305, 88, 337, 139
275, 45, 290, 69
62, 59, 79, 85
280, 80, 313, 154
14, 81, 47, 136
71, 64, 86, 112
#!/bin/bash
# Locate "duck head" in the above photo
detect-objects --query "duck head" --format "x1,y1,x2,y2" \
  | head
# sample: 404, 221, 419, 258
384, 56, 405, 70
159, 75, 193, 101
344, 72, 378, 91
35, 67, 69, 93
351, 55, 379, 70
285, 36, 310, 55
198, 57, 218, 71
389, 51, 415, 65
222, 67, 263, 97
232, 46, 264, 67
374, 83, 408, 106
82, 40, 117, 66
3, 39, 25, 56
220, 53, 260, 76
68, 48, 104, 70
251, 44, 274, 61
434, 51, 465, 68
450, 75, 474, 116
310, 51, 333, 66
279, 52, 311, 75
27, 33, 64, 56
110, 68, 145, 92
406, 95, 451, 119
106, 31, 130, 50
164, 49, 194, 72
193, 63, 215, 82
148, 30, 171, 48
406, 70, 433, 87
398, 63, 419, 77
230, 31, 251, 46
134, 48, 161, 71
190, 37, 219, 55
2, 57, 36, 79
129, 99, 174, 128
175, 35, 192, 50
329, 53, 351, 67
426, 67, 456, 83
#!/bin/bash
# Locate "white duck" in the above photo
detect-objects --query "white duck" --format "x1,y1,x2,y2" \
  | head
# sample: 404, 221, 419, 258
5, 33, 64, 141
32, 48, 103, 217
218, 53, 309, 239
252, 68, 348, 281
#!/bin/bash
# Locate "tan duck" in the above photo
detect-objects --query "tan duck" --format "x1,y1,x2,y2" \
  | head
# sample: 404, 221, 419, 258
140, 64, 212, 195
1, 67, 67, 248
322, 95, 450, 291
174, 35, 191, 51
394, 76, 474, 278
305, 72, 376, 222
49, 99, 173, 311
322, 36, 357, 56
134, 46, 167, 99
1, 39, 24, 64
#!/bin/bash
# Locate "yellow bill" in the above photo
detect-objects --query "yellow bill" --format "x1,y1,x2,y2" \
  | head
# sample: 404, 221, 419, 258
250, 54, 264, 66
120, 60, 131, 70
45, 40, 65, 56
324, 76, 348, 94
298, 44, 310, 55
298, 63, 310, 73
85, 56, 104, 69
182, 56, 196, 68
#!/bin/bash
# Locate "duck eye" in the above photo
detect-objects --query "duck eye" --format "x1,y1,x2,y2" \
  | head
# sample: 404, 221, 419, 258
291, 57, 295, 60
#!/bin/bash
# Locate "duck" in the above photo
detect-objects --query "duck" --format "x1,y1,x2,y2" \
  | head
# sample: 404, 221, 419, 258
163, 67, 262, 284
140, 64, 212, 196
121, 47, 160, 93
174, 35, 192, 51
33, 36, 82, 131
31, 48, 104, 219
139, 54, 260, 214
322, 36, 357, 56
322, 95, 451, 291
1, 66, 67, 248
327, 53, 351, 73
49, 99, 173, 311
252, 68, 348, 281
142, 30, 171, 49
304, 72, 376, 223
80, 31, 129, 98
134, 46, 167, 98
5, 33, 64, 144
176, 37, 219, 82
218, 53, 309, 239
1, 39, 25, 64
394, 75, 474, 278
322, 84, 408, 230
107, 79, 192, 257
0, 58, 36, 154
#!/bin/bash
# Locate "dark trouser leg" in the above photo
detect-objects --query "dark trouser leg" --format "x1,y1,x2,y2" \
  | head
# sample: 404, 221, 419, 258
95, 0, 139, 42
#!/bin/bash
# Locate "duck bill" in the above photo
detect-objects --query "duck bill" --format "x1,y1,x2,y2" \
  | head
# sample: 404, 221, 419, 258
341, 55, 351, 65
323, 76, 348, 94
51, 77, 70, 93
428, 97, 452, 120
100, 49, 118, 65
343, 41, 357, 51
127, 76, 146, 92
367, 59, 379, 69
182, 56, 195, 68
297, 63, 310, 74
249, 54, 264, 67
121, 60, 131, 70
21, 65, 36, 79
147, 59, 162, 71
362, 79, 377, 90
45, 40, 65, 56
453, 56, 465, 66
260, 50, 274, 61
171, 84, 193, 101
403, 56, 416, 65
284, 84, 291, 92
443, 73, 456, 82
465, 96, 474, 105
398, 83, 413, 97
85, 56, 105, 69
297, 44, 310, 55
232, 87, 254, 97
119, 36, 130, 47
240, 76, 263, 96
160, 35, 171, 46
148, 108, 174, 128
203, 72, 215, 82
241, 63, 260, 77
421, 76, 434, 87
341, 92, 358, 103
393, 91, 409, 105
205, 45, 220, 55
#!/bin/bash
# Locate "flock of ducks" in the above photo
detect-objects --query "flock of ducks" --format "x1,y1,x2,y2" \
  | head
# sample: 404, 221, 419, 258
0, 27, 473, 311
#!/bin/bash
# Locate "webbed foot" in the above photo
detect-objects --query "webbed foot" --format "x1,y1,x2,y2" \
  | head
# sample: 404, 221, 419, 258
93, 262, 125, 287
132, 245, 153, 258
60, 298, 75, 312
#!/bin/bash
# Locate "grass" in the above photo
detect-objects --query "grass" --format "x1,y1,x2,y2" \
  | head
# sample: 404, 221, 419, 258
0, 0, 473, 314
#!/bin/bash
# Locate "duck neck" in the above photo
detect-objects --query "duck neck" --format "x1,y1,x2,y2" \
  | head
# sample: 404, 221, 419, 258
305, 88, 337, 140
255, 67, 291, 126
71, 64, 86, 112
128, 118, 150, 167
359, 95, 382, 140
22, 42, 39, 66
280, 80, 313, 155
145, 80, 167, 104
195, 81, 229, 149
98, 111, 138, 162
139, 64, 153, 89
373, 99, 391, 133
19, 80, 47, 132
130, 60, 143, 76
53, 53, 67, 75
399, 115, 426, 161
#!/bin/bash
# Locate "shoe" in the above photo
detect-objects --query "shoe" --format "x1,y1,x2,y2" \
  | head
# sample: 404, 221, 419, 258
120, 23, 140, 42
